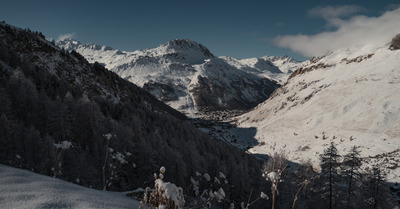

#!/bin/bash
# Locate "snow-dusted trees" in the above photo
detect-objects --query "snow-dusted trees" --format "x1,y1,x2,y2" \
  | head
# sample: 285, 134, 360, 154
187, 171, 230, 208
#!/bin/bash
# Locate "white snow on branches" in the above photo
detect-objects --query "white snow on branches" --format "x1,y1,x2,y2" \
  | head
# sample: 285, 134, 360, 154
203, 173, 211, 181
260, 192, 269, 200
155, 179, 185, 208
53, 141, 72, 149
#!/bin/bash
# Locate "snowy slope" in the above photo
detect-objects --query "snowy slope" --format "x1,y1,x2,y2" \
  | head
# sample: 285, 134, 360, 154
264, 55, 302, 74
0, 164, 140, 209
237, 42, 400, 182
57, 39, 281, 116
221, 55, 305, 84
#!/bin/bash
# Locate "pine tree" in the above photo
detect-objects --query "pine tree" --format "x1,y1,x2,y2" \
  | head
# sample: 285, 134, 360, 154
0, 87, 11, 117
0, 114, 12, 160
46, 97, 72, 141
341, 146, 362, 209
368, 167, 387, 209
319, 142, 341, 209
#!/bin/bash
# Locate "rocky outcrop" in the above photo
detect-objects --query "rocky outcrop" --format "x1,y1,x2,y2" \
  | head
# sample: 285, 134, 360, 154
288, 63, 333, 80
389, 34, 400, 50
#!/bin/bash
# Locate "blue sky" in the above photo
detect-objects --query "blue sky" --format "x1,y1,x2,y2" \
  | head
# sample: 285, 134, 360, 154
1, 0, 399, 60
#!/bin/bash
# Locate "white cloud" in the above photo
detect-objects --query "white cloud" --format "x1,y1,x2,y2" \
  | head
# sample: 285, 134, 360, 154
56, 33, 76, 42
274, 7, 400, 57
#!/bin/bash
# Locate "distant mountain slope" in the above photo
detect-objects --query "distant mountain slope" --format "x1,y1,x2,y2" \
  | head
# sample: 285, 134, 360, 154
57, 38, 281, 115
263, 55, 302, 74
0, 164, 140, 209
221, 55, 303, 84
237, 40, 400, 182
0, 22, 263, 201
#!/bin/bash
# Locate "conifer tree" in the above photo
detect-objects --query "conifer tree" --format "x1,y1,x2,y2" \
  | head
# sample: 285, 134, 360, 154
319, 142, 341, 209
341, 146, 362, 209
46, 97, 72, 141
369, 167, 386, 209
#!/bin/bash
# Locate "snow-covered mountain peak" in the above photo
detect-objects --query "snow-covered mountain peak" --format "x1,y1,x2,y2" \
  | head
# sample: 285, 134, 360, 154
263, 55, 302, 74
142, 38, 215, 64
265, 55, 299, 66
57, 38, 82, 51
162, 38, 214, 57
58, 38, 115, 52
219, 56, 281, 74
56, 38, 285, 115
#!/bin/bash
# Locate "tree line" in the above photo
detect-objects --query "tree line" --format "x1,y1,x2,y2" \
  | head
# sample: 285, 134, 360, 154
261, 142, 397, 209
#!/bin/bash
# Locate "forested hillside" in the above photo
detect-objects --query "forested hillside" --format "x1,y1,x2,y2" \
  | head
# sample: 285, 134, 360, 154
0, 22, 264, 203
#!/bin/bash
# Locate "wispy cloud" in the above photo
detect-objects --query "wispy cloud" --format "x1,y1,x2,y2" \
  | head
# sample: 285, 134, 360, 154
308, 5, 367, 28
386, 4, 400, 11
308, 5, 366, 20
273, 7, 400, 57
56, 33, 76, 42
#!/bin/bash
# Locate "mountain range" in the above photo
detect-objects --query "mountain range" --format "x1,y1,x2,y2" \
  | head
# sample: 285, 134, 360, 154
57, 38, 302, 116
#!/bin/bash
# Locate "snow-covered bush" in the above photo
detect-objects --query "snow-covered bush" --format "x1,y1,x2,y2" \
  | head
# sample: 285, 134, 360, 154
52, 140, 72, 177
262, 151, 288, 209
102, 133, 113, 190
140, 166, 185, 209
53, 141, 72, 149
187, 171, 229, 208
102, 133, 134, 190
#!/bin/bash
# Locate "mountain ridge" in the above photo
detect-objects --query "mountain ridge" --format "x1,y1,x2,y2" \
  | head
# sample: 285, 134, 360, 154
236, 40, 400, 182
57, 38, 295, 116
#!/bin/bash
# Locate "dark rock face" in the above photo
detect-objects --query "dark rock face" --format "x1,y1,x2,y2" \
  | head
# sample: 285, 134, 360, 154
288, 63, 333, 80
143, 81, 179, 102
390, 34, 400, 50
191, 74, 279, 111
166, 39, 214, 58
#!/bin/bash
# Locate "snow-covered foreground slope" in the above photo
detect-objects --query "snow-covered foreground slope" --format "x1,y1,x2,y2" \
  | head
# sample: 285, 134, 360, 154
58, 39, 286, 116
0, 164, 140, 209
237, 43, 400, 182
